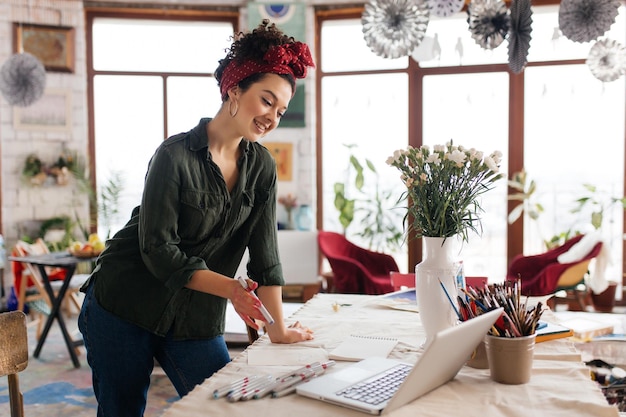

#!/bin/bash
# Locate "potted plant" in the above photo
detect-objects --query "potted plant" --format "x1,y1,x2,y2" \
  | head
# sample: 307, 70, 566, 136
22, 153, 47, 186
333, 144, 404, 254
508, 172, 626, 312
507, 169, 576, 250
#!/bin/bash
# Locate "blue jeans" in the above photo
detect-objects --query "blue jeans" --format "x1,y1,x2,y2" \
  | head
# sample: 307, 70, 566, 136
78, 283, 231, 417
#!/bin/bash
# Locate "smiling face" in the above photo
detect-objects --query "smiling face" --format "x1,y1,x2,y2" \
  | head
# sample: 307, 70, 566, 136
229, 73, 293, 141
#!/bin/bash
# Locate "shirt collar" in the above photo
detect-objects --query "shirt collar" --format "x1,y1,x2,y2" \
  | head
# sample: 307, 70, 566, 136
189, 118, 251, 156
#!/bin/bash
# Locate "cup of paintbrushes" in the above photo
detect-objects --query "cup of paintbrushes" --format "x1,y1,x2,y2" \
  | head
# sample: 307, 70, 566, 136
484, 332, 536, 384
458, 281, 541, 379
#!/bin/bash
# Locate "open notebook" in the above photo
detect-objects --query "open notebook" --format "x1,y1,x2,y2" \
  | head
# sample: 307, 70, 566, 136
297, 308, 503, 415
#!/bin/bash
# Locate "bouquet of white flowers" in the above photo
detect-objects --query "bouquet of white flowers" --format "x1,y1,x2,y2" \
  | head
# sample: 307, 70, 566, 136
387, 142, 503, 242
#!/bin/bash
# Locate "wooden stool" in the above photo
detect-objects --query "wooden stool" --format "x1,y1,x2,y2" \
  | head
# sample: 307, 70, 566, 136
0, 310, 29, 417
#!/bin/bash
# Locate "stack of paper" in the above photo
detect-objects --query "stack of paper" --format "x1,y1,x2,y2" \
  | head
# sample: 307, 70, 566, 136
558, 317, 614, 341
329, 335, 398, 361
535, 321, 574, 343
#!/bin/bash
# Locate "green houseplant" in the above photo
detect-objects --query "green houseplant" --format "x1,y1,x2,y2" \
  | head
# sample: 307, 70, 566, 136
97, 170, 125, 239
67, 159, 125, 241
571, 183, 626, 231
507, 172, 625, 311
508, 171, 626, 249
507, 169, 544, 225
333, 144, 404, 253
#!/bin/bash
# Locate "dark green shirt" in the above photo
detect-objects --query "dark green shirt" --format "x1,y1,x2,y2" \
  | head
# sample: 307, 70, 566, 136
86, 118, 284, 339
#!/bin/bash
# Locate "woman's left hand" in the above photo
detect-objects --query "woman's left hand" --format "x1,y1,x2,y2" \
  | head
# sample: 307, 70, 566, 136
270, 320, 314, 344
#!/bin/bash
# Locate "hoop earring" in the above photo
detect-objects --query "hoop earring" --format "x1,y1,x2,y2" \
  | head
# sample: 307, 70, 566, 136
229, 100, 238, 117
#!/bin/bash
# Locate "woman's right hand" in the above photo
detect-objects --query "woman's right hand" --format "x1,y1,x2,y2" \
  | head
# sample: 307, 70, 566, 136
230, 278, 266, 330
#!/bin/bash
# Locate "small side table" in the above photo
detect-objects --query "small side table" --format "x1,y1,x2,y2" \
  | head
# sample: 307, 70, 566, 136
8, 252, 95, 368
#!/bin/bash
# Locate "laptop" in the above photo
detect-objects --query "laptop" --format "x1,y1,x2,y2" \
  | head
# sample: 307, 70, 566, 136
296, 307, 503, 415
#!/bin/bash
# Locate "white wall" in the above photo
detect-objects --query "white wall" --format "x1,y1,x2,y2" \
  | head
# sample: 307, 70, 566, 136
0, 0, 90, 248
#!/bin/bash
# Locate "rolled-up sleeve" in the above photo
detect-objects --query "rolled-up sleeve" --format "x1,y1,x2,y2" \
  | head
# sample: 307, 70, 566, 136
245, 166, 284, 287
138, 144, 208, 291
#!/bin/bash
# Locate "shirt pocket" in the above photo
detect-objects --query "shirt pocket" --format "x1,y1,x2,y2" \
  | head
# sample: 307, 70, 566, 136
234, 189, 255, 229
179, 190, 224, 241
255, 187, 271, 207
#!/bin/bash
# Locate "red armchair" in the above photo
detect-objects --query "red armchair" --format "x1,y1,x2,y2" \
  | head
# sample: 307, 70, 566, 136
318, 231, 398, 295
506, 234, 603, 297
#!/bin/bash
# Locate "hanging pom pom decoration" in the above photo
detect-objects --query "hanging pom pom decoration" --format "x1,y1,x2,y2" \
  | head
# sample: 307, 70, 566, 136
558, 0, 621, 44
362, 0, 430, 59
427, 0, 464, 18
467, 0, 511, 50
507, 0, 533, 74
586, 38, 626, 83
0, 52, 46, 107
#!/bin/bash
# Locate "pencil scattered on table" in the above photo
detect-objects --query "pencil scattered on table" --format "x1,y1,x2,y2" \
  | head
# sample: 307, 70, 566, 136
213, 374, 264, 399
442, 277, 544, 337
227, 375, 274, 402
212, 360, 336, 401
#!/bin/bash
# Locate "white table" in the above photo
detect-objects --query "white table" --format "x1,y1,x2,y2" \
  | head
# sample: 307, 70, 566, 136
163, 293, 619, 417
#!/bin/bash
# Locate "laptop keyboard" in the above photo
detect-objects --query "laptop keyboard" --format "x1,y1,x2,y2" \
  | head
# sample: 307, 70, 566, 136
336, 364, 412, 405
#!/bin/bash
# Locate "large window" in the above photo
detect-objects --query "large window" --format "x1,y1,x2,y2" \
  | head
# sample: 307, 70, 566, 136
422, 72, 509, 280
87, 11, 235, 237
317, 5, 626, 289
320, 19, 409, 269
524, 64, 625, 279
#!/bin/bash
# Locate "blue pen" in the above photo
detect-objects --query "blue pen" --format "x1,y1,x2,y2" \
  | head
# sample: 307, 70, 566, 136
438, 278, 464, 321
237, 276, 275, 325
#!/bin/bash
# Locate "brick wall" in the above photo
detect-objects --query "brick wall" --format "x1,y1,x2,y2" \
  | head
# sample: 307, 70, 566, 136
0, 0, 90, 249
0, 0, 322, 243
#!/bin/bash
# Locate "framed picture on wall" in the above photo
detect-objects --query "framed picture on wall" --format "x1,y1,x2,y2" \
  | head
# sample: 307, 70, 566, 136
263, 142, 293, 181
279, 81, 305, 128
13, 23, 75, 72
14, 88, 72, 132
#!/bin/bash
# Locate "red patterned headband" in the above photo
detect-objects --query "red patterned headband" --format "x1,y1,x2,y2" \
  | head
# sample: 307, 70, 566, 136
220, 42, 315, 100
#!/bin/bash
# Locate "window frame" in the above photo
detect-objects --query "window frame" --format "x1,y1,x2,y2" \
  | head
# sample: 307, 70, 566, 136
314, 3, 626, 300
84, 6, 238, 235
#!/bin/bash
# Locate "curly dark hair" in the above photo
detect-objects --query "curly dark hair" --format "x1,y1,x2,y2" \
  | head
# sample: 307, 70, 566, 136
215, 19, 296, 100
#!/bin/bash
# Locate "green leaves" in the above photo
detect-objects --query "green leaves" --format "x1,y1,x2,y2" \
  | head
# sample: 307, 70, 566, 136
334, 182, 355, 230
98, 170, 125, 239
349, 155, 365, 190
570, 183, 625, 231
509, 173, 626, 249
334, 144, 404, 253
507, 169, 544, 224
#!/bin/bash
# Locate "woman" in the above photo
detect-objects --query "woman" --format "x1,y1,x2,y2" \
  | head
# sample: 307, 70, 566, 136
79, 20, 315, 417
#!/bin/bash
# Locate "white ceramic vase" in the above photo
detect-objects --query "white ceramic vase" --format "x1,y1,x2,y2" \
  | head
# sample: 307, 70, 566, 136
415, 236, 459, 347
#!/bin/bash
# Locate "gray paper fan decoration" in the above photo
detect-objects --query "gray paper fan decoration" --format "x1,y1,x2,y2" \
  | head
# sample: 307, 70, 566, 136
586, 38, 626, 82
559, 0, 620, 44
428, 0, 464, 18
0, 53, 46, 107
362, 0, 430, 59
467, 0, 510, 50
507, 0, 532, 74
